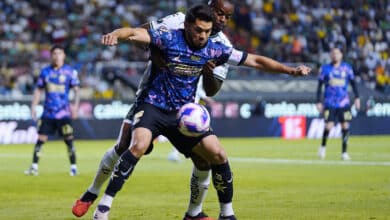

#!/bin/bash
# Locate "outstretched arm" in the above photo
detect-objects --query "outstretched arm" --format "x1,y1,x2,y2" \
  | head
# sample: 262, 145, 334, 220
101, 27, 151, 46
242, 53, 311, 76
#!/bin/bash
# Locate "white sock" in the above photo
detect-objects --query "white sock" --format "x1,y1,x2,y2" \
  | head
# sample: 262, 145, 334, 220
99, 194, 114, 208
220, 202, 234, 217
88, 147, 119, 195
31, 163, 38, 170
186, 167, 211, 216
171, 147, 179, 154
70, 164, 77, 169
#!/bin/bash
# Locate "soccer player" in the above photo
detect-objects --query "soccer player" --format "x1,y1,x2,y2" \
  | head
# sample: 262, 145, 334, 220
316, 47, 360, 160
73, 1, 235, 219
24, 45, 80, 176
92, 4, 310, 220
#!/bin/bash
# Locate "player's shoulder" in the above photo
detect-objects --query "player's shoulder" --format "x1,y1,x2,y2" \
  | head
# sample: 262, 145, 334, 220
40, 65, 52, 74
152, 12, 185, 30
158, 12, 185, 22
153, 25, 180, 35
340, 62, 352, 68
320, 63, 333, 71
61, 64, 75, 72
210, 31, 232, 47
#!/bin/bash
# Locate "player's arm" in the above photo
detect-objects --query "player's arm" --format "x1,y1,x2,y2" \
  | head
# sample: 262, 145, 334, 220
242, 53, 311, 76
202, 61, 223, 96
316, 80, 324, 113
71, 86, 80, 119
350, 79, 360, 110
31, 88, 43, 121
101, 27, 151, 46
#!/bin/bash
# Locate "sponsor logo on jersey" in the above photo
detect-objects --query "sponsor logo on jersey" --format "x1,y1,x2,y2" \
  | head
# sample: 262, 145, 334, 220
190, 55, 201, 61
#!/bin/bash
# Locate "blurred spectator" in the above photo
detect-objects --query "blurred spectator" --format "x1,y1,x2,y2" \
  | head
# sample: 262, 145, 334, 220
0, 0, 389, 99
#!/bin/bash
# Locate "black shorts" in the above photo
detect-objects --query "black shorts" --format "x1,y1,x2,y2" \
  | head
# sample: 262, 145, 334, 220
38, 118, 74, 137
132, 103, 213, 157
324, 107, 352, 123
124, 103, 136, 123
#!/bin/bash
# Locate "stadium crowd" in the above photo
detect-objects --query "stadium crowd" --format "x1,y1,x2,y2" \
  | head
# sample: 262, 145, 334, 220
0, 0, 389, 99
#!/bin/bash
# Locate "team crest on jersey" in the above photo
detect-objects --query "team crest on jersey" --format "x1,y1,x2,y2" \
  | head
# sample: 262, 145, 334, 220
59, 74, 66, 83
133, 110, 144, 126
341, 71, 346, 78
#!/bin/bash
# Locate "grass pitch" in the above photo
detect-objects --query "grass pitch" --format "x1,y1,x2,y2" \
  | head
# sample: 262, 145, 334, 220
0, 136, 389, 220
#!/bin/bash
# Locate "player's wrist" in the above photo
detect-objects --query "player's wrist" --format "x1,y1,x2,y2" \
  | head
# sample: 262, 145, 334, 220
286, 67, 296, 76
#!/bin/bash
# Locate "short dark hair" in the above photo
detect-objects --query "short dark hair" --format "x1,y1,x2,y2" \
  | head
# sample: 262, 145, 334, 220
50, 44, 65, 53
185, 4, 213, 24
208, 0, 234, 7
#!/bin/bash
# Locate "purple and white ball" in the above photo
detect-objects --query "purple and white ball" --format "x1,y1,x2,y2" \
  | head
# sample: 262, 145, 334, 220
177, 103, 211, 137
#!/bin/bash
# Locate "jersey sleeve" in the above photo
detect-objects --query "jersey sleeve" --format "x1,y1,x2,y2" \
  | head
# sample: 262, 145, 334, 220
210, 32, 232, 80
318, 66, 325, 82
213, 63, 229, 81
226, 48, 248, 66
149, 12, 185, 30
215, 47, 247, 69
36, 69, 46, 89
70, 69, 80, 87
347, 64, 355, 80
148, 27, 173, 51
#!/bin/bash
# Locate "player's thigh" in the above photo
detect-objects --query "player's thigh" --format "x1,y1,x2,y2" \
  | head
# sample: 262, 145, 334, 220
131, 104, 163, 151
58, 118, 74, 138
130, 127, 153, 153
192, 135, 227, 164
38, 118, 56, 136
164, 124, 214, 158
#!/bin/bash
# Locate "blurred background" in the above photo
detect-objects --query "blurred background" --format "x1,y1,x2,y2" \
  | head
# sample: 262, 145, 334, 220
1, 0, 390, 143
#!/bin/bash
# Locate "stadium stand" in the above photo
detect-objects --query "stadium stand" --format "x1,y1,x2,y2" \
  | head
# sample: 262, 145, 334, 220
0, 0, 389, 100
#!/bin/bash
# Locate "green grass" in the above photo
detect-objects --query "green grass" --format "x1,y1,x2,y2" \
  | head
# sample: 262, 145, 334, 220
1, 136, 390, 220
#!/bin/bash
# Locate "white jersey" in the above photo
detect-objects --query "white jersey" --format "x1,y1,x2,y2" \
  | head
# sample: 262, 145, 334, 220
136, 12, 242, 104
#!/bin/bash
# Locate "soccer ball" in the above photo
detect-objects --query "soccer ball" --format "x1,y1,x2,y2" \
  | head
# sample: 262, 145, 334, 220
177, 103, 211, 137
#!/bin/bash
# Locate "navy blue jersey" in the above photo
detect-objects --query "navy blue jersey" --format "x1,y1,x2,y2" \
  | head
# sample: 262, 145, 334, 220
36, 64, 79, 119
318, 62, 355, 108
143, 27, 234, 111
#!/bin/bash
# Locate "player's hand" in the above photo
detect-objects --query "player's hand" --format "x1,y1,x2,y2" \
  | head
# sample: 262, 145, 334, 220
291, 65, 311, 76
316, 102, 323, 113
101, 33, 118, 46
354, 98, 361, 110
202, 60, 216, 77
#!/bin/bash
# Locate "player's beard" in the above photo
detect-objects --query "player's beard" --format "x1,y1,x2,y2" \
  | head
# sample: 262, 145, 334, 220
186, 33, 207, 50
212, 22, 224, 35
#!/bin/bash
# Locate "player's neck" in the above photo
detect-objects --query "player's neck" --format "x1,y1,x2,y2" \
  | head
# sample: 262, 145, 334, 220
211, 28, 220, 37
52, 63, 64, 70
332, 61, 341, 67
